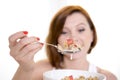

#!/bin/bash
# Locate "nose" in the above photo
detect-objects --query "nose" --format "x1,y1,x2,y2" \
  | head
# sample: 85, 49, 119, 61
68, 31, 78, 40
67, 36, 78, 44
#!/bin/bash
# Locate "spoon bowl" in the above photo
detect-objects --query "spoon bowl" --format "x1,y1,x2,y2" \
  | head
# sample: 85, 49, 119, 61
44, 43, 81, 54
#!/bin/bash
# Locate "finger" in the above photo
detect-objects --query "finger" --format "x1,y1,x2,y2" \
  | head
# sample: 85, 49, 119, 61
14, 42, 43, 61
23, 43, 43, 60
20, 42, 43, 56
15, 48, 41, 66
25, 47, 42, 60
17, 37, 40, 51
8, 31, 28, 48
10, 37, 40, 57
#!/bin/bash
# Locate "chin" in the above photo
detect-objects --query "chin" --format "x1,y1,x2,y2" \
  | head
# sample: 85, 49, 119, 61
64, 53, 83, 60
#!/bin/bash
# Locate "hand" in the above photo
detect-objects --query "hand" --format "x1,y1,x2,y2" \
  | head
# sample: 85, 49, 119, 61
8, 31, 43, 71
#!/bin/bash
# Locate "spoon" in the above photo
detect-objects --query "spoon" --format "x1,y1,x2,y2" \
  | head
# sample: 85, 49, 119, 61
44, 43, 81, 54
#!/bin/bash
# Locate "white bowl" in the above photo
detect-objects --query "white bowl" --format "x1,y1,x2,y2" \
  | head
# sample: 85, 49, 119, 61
43, 69, 106, 80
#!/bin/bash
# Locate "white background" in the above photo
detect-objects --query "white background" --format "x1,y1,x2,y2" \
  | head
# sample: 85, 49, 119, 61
0, 0, 120, 80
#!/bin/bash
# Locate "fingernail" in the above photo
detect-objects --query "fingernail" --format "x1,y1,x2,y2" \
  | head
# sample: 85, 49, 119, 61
36, 37, 40, 41
40, 43, 44, 45
23, 31, 28, 34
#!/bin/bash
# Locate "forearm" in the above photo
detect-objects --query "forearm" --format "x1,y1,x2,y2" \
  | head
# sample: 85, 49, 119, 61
12, 66, 33, 80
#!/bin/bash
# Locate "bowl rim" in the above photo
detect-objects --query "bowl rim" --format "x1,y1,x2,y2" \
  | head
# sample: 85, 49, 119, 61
43, 69, 106, 80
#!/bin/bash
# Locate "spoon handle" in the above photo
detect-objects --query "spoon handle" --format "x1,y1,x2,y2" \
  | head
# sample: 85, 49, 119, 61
44, 43, 58, 48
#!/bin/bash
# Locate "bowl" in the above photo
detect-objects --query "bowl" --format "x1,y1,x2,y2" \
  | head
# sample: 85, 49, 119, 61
43, 69, 106, 80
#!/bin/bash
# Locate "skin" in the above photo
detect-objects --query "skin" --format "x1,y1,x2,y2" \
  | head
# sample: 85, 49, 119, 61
9, 12, 117, 80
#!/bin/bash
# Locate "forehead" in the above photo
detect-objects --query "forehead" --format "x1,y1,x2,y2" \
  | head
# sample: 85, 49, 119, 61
64, 12, 88, 27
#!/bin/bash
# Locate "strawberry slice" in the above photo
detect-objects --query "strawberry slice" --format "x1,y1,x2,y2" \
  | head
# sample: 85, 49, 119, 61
69, 75, 73, 80
67, 39, 73, 45
74, 44, 77, 47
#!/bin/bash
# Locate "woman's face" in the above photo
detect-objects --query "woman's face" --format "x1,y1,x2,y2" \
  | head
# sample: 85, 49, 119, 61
58, 12, 93, 58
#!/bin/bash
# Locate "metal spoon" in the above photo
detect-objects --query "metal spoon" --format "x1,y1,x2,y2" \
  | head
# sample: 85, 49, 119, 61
44, 43, 81, 54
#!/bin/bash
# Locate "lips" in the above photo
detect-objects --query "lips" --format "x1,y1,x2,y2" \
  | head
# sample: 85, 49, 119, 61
66, 39, 74, 45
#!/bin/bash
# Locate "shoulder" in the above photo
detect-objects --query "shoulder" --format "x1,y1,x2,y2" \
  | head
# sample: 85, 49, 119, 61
32, 59, 53, 80
97, 67, 117, 80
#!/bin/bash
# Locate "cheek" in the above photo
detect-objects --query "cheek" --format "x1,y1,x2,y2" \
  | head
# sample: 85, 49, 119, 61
58, 36, 65, 44
80, 33, 93, 45
80, 35, 92, 53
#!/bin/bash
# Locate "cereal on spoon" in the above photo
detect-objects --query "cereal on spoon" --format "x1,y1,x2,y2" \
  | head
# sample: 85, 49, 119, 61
57, 39, 81, 52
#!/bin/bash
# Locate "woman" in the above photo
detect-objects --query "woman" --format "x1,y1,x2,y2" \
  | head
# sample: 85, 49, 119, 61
9, 5, 117, 80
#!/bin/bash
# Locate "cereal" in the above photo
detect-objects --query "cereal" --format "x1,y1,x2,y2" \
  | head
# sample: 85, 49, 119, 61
57, 39, 81, 51
61, 75, 99, 80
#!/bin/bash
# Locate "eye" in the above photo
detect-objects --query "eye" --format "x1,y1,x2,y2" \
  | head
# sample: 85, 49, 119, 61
78, 28, 85, 32
61, 31, 67, 34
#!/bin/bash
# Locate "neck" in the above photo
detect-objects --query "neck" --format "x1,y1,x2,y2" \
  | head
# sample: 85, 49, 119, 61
61, 56, 89, 70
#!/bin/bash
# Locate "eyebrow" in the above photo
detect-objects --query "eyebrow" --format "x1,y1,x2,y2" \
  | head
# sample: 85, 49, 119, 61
63, 22, 87, 29
76, 23, 87, 27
